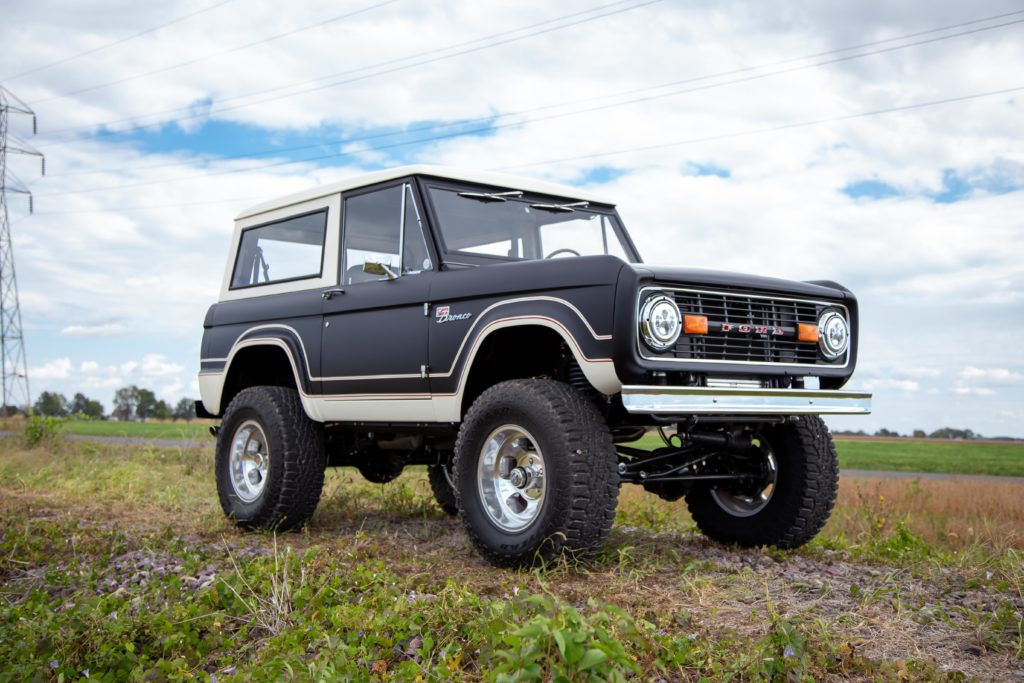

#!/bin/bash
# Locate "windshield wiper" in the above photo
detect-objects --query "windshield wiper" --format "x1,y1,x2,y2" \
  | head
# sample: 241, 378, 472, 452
530, 201, 589, 213
457, 190, 523, 203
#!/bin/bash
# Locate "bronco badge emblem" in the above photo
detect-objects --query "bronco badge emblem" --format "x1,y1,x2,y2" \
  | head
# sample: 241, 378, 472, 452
435, 305, 472, 324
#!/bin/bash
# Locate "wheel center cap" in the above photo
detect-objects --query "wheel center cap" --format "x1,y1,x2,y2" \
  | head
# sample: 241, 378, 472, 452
509, 467, 529, 489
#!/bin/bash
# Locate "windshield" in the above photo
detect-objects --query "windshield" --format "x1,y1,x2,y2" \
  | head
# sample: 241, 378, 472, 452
427, 186, 636, 262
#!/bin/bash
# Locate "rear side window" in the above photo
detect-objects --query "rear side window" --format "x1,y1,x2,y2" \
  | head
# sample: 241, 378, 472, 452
231, 210, 327, 289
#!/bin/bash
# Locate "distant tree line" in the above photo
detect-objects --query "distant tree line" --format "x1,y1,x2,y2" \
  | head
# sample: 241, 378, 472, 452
32, 386, 196, 421
833, 427, 997, 440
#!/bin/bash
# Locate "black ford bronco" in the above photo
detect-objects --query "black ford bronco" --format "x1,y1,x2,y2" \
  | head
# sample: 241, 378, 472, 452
198, 165, 870, 566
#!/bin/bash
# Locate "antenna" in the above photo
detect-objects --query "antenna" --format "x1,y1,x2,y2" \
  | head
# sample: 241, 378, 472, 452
0, 86, 43, 415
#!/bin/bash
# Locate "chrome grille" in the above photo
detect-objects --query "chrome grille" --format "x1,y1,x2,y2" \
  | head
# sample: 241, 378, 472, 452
639, 287, 847, 367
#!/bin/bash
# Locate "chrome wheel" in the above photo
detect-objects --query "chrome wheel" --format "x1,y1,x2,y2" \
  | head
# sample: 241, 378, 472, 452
711, 438, 778, 518
477, 425, 546, 532
229, 420, 270, 503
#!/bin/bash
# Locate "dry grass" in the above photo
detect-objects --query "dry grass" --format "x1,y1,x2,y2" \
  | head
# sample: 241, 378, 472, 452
832, 477, 1024, 551
615, 474, 1024, 553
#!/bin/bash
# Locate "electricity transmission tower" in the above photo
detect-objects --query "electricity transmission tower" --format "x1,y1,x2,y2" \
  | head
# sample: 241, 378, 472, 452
0, 87, 44, 415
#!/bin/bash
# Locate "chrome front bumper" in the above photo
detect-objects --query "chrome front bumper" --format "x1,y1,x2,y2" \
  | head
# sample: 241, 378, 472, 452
620, 386, 872, 415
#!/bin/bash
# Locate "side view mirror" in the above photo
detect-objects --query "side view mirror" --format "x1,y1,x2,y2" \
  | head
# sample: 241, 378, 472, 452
363, 260, 398, 280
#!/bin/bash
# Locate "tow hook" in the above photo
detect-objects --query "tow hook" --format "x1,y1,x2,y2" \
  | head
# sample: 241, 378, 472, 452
209, 425, 221, 438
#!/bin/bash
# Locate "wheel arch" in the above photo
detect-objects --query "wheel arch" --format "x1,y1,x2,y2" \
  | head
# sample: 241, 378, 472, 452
456, 320, 620, 418
208, 340, 321, 420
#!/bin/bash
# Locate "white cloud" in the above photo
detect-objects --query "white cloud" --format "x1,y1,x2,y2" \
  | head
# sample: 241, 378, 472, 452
893, 366, 942, 379
959, 366, 1024, 385
31, 357, 72, 380
862, 378, 920, 393
951, 365, 1023, 398
26, 353, 195, 410
953, 386, 995, 396
60, 323, 129, 336
139, 354, 184, 379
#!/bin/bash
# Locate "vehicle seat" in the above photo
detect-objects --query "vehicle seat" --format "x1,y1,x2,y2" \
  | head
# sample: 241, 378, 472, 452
345, 263, 379, 285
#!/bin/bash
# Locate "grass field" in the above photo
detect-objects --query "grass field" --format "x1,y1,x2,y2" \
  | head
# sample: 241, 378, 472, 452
630, 432, 1024, 477
62, 419, 214, 441
50, 420, 1024, 477
0, 434, 1021, 681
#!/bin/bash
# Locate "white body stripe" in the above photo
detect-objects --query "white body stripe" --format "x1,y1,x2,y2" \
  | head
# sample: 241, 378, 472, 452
198, 297, 621, 419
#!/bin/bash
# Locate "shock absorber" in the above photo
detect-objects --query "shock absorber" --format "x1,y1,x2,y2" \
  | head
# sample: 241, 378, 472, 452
566, 358, 591, 395
682, 430, 753, 453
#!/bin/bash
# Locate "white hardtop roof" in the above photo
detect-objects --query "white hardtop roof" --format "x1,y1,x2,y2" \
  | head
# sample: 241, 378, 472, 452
235, 165, 615, 220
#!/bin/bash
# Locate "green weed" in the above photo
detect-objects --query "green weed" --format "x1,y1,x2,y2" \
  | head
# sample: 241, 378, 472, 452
22, 414, 65, 448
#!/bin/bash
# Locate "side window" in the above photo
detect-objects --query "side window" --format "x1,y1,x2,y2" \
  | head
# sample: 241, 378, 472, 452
231, 210, 327, 288
343, 183, 431, 285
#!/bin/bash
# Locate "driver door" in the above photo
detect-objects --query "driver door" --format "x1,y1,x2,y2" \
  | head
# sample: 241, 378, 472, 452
319, 181, 435, 416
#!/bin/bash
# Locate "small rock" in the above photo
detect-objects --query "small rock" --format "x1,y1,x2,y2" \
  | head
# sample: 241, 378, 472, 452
960, 644, 984, 657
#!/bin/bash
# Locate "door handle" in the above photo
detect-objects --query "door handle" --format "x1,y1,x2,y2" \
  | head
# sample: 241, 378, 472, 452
321, 288, 345, 300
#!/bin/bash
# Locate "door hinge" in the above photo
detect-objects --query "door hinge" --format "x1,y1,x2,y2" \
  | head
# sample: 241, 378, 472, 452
420, 364, 430, 379
423, 302, 430, 316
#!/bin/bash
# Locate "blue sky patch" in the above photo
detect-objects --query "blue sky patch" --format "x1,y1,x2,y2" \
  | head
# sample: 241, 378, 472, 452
930, 169, 971, 204
688, 163, 730, 178
842, 179, 902, 200
845, 161, 1024, 204
99, 116, 505, 170
930, 166, 1023, 204
579, 166, 626, 184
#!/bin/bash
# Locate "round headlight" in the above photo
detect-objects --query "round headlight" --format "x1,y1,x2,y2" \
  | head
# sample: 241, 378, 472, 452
818, 309, 850, 360
639, 293, 681, 351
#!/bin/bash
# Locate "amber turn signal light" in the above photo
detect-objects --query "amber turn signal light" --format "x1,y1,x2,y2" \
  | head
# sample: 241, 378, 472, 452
684, 315, 708, 334
798, 323, 819, 342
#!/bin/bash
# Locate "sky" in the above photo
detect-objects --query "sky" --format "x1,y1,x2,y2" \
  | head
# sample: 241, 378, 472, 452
1, 0, 1022, 436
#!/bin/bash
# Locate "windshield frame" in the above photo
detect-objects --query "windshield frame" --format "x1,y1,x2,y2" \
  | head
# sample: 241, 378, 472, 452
416, 177, 642, 267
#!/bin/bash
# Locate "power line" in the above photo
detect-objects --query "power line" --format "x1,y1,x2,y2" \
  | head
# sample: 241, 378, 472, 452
32, 18, 1023, 197
34, 195, 259, 215
34, 0, 663, 145
49, 8, 1024, 179
33, 0, 401, 105
497, 85, 1024, 171
1, 0, 238, 82
31, 84, 1024, 216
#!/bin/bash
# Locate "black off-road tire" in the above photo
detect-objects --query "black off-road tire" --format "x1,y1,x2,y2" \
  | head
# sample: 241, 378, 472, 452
215, 386, 326, 531
453, 379, 619, 567
686, 416, 839, 549
428, 462, 458, 516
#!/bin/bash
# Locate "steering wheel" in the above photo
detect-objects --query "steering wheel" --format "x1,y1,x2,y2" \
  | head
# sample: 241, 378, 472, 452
545, 248, 581, 259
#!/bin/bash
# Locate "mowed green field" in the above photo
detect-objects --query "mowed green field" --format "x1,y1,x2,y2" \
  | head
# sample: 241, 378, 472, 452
60, 420, 1024, 477
63, 419, 213, 441
834, 439, 1024, 477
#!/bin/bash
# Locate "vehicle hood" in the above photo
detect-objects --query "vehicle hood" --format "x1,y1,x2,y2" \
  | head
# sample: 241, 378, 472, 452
629, 264, 849, 300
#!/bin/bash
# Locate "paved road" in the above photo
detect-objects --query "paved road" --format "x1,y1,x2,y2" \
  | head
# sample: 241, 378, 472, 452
37, 434, 1024, 485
